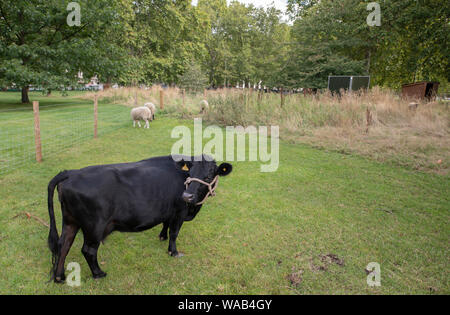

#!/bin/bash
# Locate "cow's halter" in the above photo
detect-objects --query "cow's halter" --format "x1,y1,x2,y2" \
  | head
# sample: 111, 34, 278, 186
184, 175, 219, 205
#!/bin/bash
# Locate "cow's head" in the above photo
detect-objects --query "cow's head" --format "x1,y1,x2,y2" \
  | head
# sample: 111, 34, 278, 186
176, 155, 232, 205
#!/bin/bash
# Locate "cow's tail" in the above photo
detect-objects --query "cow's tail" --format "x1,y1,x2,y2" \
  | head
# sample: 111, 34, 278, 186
47, 170, 70, 281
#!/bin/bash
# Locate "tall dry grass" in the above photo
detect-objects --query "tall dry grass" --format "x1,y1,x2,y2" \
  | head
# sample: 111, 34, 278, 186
204, 87, 449, 174
81, 86, 207, 116
81, 86, 449, 174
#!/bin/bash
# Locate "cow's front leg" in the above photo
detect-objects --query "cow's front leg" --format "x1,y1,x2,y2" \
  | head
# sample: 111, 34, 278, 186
159, 222, 169, 241
168, 220, 184, 257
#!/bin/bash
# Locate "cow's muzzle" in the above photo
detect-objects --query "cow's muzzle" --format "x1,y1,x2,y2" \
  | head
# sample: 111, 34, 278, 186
182, 192, 195, 203
183, 175, 219, 205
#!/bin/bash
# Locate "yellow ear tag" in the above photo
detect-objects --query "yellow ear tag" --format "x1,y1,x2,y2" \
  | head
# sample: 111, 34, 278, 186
182, 164, 189, 171
223, 168, 227, 172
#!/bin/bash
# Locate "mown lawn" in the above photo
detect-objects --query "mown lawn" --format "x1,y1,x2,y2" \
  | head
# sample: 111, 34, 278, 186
0, 92, 129, 174
0, 92, 448, 294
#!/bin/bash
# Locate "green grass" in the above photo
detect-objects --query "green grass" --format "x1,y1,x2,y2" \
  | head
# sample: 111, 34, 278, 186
0, 92, 448, 294
0, 92, 130, 174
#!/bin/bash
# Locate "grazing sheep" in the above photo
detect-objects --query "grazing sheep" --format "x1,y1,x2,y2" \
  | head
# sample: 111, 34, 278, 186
131, 106, 152, 129
144, 102, 156, 120
200, 100, 209, 113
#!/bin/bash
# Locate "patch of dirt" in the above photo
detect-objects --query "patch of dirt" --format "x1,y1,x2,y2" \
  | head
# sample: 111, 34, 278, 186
310, 261, 328, 272
320, 253, 344, 266
309, 253, 345, 273
287, 267, 303, 287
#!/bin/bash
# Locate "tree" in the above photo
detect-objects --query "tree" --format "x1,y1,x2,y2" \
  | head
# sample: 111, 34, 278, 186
371, 0, 449, 87
197, 0, 228, 87
197, 1, 291, 88
0, 0, 127, 103
178, 61, 208, 92
250, 6, 290, 88
282, 0, 365, 89
286, 0, 449, 89
124, 0, 208, 86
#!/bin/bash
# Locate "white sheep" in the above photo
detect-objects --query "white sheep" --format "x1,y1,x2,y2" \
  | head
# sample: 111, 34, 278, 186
144, 102, 156, 120
200, 99, 209, 113
131, 106, 152, 129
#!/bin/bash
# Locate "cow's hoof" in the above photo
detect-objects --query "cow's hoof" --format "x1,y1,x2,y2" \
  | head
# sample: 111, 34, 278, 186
169, 251, 184, 258
54, 275, 65, 284
159, 235, 168, 241
93, 272, 107, 279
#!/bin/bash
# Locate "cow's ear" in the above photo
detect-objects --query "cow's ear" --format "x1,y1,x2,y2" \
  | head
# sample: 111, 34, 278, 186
176, 160, 192, 172
216, 163, 232, 176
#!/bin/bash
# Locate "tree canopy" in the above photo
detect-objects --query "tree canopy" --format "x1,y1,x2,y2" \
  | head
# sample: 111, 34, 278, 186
0, 0, 128, 102
0, 0, 448, 102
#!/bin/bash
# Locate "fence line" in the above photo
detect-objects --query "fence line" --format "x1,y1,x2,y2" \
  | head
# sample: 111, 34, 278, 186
0, 99, 130, 176
0, 101, 92, 113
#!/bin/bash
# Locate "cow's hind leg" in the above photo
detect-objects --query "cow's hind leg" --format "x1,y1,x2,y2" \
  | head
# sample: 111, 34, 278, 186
81, 239, 107, 279
159, 222, 169, 241
54, 223, 79, 283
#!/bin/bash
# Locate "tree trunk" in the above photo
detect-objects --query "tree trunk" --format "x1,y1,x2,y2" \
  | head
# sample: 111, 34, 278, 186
366, 49, 371, 74
21, 86, 30, 103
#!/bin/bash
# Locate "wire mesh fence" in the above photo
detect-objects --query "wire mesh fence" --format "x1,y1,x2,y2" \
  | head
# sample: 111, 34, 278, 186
0, 101, 130, 176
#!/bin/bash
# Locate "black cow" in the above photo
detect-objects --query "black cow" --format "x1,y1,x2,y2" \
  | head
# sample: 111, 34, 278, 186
47, 155, 232, 283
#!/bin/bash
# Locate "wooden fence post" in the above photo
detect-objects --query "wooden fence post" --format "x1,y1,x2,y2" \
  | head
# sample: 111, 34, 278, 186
204, 89, 207, 99
182, 89, 185, 108
160, 89, 164, 110
94, 94, 98, 139
33, 101, 42, 163
280, 87, 284, 107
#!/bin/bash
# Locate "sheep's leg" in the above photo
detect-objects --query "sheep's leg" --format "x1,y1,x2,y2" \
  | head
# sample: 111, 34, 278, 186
145, 120, 150, 129
133, 120, 136, 128
138, 121, 142, 128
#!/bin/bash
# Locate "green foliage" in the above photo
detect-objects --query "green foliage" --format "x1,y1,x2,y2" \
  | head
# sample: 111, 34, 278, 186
1, 0, 448, 101
0, 0, 128, 102
119, 0, 208, 86
287, 0, 449, 89
178, 62, 208, 93
197, 0, 290, 88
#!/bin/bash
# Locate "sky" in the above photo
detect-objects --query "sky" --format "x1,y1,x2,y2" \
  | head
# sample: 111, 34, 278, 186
191, 0, 289, 13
